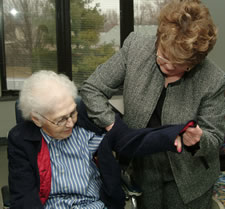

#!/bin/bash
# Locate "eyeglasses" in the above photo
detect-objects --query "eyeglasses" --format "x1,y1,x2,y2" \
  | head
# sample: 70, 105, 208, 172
37, 109, 78, 127
156, 54, 190, 70
156, 54, 174, 65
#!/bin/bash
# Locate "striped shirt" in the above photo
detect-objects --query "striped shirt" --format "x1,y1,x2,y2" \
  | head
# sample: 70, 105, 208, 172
41, 126, 106, 209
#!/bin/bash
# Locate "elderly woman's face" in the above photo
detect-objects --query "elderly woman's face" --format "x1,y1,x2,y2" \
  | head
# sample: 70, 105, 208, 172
40, 96, 78, 140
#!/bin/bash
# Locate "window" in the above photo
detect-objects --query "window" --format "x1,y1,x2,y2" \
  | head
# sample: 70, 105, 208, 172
0, 0, 161, 96
134, 0, 168, 35
70, 0, 120, 88
2, 0, 57, 91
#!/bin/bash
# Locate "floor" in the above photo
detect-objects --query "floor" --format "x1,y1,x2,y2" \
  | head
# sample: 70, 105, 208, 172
213, 171, 225, 207
0, 143, 224, 209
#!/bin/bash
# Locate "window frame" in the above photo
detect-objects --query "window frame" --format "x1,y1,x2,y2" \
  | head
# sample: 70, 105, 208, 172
55, 0, 72, 79
0, 0, 7, 95
0, 0, 134, 97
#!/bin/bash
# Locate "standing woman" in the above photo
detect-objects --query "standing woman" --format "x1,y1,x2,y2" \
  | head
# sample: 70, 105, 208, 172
80, 0, 225, 208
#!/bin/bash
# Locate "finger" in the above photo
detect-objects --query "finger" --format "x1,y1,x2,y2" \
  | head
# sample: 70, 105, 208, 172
186, 125, 202, 137
174, 136, 182, 153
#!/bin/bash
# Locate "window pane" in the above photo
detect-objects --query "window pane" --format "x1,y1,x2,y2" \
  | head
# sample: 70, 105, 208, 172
70, 0, 120, 88
3, 0, 57, 90
134, 0, 168, 35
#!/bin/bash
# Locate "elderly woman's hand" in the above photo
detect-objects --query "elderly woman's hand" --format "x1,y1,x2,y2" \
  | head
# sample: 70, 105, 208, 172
174, 135, 182, 153
182, 125, 203, 146
105, 123, 114, 131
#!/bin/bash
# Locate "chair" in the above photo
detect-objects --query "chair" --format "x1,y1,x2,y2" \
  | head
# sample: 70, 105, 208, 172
1, 101, 21, 209
0, 101, 21, 209
1, 185, 10, 209
121, 169, 142, 209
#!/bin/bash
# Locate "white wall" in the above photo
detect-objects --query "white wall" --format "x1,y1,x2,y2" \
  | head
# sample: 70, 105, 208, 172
203, 0, 225, 71
0, 101, 16, 138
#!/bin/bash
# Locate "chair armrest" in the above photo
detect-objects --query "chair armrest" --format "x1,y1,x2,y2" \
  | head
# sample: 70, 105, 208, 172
1, 185, 10, 207
121, 169, 142, 197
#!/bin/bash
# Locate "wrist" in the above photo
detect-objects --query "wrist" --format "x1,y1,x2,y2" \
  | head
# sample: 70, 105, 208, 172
105, 123, 114, 131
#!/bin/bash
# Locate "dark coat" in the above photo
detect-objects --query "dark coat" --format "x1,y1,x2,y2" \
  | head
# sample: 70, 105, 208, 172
7, 100, 104, 209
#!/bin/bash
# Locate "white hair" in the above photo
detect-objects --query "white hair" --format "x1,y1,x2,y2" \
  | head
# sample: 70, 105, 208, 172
19, 70, 78, 120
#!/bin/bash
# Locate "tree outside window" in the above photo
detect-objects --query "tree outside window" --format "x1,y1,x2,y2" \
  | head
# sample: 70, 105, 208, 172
3, 0, 57, 90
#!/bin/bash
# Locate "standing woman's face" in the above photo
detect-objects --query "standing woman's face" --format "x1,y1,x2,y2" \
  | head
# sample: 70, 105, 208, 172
156, 48, 190, 78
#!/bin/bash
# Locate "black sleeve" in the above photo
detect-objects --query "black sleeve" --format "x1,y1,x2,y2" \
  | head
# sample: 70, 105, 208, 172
76, 98, 105, 135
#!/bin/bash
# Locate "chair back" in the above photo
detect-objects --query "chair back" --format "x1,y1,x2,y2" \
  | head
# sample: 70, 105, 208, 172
15, 100, 23, 124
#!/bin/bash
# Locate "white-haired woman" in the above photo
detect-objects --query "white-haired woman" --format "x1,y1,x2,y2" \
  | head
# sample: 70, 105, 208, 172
8, 70, 106, 209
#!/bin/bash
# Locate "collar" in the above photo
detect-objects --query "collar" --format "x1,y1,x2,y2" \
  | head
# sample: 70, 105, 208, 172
21, 121, 42, 142
156, 63, 192, 87
40, 129, 53, 145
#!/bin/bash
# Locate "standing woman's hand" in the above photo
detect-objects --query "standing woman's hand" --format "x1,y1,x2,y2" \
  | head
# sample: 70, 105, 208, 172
182, 125, 203, 146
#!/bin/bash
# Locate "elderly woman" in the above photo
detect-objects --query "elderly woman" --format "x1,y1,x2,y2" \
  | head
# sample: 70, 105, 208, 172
8, 70, 105, 209
80, 0, 225, 208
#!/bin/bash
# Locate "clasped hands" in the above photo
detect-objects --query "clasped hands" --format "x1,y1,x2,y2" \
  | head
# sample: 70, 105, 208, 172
174, 125, 203, 153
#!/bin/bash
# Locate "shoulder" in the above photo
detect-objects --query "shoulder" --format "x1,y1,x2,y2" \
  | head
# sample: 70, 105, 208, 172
121, 32, 157, 65
201, 58, 225, 87
202, 58, 225, 77
186, 58, 225, 89
8, 121, 41, 147
76, 99, 105, 135
123, 31, 157, 50
9, 121, 34, 137
73, 125, 102, 140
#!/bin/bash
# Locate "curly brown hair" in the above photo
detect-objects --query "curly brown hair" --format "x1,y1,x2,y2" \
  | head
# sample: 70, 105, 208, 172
156, 0, 217, 66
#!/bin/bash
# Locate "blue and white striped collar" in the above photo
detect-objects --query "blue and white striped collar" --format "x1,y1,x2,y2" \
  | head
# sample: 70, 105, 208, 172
40, 129, 57, 144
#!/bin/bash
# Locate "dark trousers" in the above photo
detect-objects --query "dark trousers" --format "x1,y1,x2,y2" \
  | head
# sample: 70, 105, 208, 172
133, 152, 213, 209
